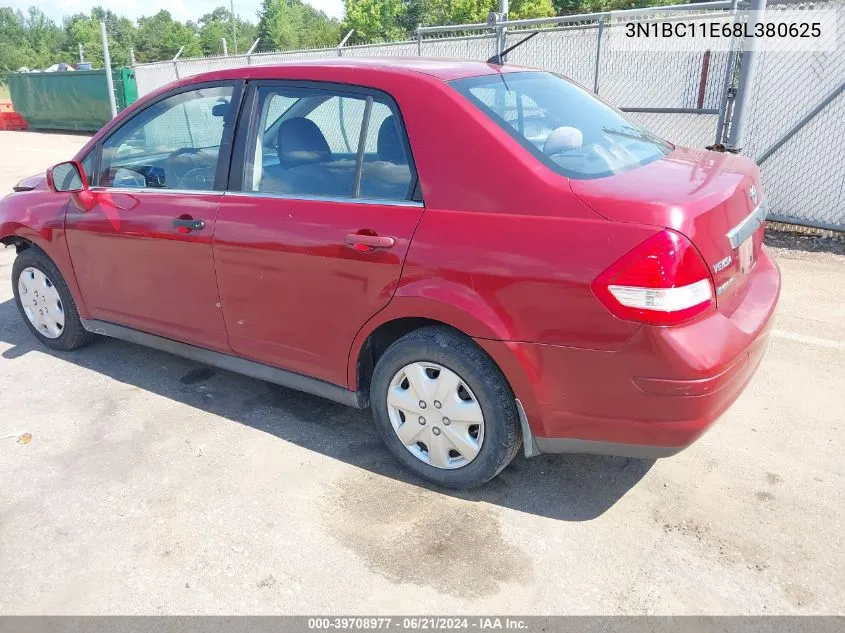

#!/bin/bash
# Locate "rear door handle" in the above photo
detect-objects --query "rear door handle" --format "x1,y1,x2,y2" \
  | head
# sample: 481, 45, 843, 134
345, 234, 396, 249
172, 218, 205, 232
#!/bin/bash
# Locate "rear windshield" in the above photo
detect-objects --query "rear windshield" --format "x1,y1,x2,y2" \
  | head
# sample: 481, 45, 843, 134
450, 71, 671, 180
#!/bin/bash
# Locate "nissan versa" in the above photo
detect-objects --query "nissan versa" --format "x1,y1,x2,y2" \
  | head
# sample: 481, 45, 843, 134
0, 58, 780, 488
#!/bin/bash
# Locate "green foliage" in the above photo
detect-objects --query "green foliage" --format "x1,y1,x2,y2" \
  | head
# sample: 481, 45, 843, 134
62, 9, 136, 67
257, 0, 343, 51
344, 0, 555, 43
198, 7, 259, 55
135, 11, 202, 62
344, 0, 407, 42
0, 0, 684, 84
554, 0, 677, 12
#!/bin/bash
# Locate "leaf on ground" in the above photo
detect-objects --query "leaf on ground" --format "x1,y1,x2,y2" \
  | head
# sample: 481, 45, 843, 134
17, 433, 32, 444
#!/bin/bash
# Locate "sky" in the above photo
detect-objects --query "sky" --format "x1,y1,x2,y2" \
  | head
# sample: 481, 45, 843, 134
4, 0, 346, 24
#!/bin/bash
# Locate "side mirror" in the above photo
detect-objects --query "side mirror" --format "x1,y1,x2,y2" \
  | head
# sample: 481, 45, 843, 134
47, 161, 88, 193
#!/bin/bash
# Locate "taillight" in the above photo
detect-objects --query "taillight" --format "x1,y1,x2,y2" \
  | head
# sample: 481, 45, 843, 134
591, 229, 715, 326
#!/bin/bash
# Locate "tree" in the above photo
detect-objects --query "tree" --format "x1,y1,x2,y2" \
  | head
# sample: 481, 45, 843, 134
344, 0, 407, 43
134, 10, 202, 63
198, 7, 259, 56
62, 8, 136, 68
554, 0, 677, 12
257, 0, 343, 51
0, 8, 33, 79
345, 0, 555, 43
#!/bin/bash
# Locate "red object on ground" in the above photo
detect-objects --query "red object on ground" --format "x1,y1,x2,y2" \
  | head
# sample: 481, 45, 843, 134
0, 100, 28, 130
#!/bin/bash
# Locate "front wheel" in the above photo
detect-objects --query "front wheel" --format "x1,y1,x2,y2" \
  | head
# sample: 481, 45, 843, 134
370, 326, 521, 489
12, 247, 96, 351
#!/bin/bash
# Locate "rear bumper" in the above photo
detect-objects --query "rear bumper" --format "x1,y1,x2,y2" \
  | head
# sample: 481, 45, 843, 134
478, 246, 781, 458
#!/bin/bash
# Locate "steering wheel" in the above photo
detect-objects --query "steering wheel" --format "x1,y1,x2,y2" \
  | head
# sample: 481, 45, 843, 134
167, 147, 211, 186
178, 167, 216, 191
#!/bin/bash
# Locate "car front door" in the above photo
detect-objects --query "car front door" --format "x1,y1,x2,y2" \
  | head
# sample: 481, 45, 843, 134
65, 82, 241, 352
213, 82, 424, 386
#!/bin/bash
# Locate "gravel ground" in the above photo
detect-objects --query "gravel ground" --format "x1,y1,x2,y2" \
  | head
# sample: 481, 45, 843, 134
0, 130, 843, 615
765, 226, 845, 260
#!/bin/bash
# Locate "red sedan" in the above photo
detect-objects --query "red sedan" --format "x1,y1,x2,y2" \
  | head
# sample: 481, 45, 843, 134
0, 58, 780, 488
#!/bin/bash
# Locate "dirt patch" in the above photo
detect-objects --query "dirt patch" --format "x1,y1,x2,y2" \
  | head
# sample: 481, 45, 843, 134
765, 226, 845, 260
765, 472, 783, 486
322, 471, 531, 599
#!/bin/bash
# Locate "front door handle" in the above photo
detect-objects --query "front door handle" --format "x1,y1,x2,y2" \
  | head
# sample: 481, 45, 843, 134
345, 233, 396, 250
172, 218, 205, 232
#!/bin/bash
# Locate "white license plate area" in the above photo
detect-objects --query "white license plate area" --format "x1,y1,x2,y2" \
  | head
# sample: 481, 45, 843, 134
738, 236, 756, 274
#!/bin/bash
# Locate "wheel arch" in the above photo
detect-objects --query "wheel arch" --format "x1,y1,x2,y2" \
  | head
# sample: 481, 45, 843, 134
2, 227, 90, 320
1, 234, 35, 252
347, 290, 518, 402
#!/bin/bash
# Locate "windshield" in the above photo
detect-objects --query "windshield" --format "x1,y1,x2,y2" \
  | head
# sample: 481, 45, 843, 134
450, 71, 671, 180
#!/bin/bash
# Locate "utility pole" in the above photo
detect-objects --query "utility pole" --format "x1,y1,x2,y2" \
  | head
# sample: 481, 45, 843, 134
222, 38, 228, 56
99, 21, 117, 119
498, 0, 508, 60
230, 0, 238, 55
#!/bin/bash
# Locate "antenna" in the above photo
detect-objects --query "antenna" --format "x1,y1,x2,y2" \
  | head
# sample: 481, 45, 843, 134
487, 30, 539, 65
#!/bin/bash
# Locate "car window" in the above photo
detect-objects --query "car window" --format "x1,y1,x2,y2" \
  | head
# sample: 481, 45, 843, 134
97, 84, 234, 191
264, 94, 297, 132
243, 86, 413, 202
450, 72, 671, 180
80, 152, 96, 184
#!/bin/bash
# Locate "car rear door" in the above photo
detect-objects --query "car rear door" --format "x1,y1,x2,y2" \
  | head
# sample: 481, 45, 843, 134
213, 81, 424, 387
65, 81, 242, 352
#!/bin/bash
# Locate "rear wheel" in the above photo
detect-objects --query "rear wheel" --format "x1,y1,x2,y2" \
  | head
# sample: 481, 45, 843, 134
12, 248, 95, 351
370, 326, 521, 489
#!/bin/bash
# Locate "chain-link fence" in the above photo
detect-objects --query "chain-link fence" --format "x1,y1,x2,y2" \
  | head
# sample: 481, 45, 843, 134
131, 0, 845, 230
740, 0, 845, 230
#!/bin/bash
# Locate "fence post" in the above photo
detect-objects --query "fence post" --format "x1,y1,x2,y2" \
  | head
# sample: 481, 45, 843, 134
498, 0, 509, 60
246, 39, 260, 66
129, 48, 136, 66
230, 0, 238, 54
338, 29, 354, 57
416, 26, 422, 56
172, 46, 184, 79
727, 0, 767, 151
593, 15, 605, 94
714, 0, 740, 144
99, 21, 117, 119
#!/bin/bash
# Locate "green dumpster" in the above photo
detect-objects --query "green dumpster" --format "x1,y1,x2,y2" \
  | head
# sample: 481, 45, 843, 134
7, 69, 138, 132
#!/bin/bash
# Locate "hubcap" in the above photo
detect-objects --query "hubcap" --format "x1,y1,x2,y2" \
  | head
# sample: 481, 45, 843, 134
386, 362, 484, 470
17, 267, 65, 339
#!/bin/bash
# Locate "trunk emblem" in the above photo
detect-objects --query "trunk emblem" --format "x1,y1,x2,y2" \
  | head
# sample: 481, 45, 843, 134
713, 255, 732, 273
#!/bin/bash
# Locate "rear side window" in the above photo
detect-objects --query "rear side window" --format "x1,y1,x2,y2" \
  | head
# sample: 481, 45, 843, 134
450, 72, 670, 180
242, 86, 414, 201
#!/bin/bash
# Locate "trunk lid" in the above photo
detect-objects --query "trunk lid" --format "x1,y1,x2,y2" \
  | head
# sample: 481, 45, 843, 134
570, 147, 765, 317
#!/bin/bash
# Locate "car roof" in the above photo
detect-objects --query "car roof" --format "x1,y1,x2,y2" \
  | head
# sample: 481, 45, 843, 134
186, 57, 534, 84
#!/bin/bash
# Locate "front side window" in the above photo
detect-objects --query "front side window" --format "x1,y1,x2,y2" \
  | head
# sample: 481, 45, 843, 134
450, 72, 671, 180
243, 86, 414, 201
98, 84, 234, 191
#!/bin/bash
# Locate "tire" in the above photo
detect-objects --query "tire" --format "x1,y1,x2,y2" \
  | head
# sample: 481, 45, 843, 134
370, 326, 521, 489
12, 247, 96, 351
